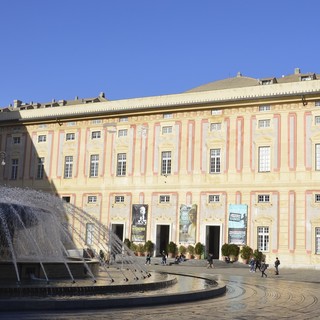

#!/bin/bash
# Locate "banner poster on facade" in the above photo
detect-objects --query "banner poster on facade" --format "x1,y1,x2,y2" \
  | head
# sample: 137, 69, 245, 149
179, 204, 197, 243
228, 204, 248, 245
131, 204, 148, 242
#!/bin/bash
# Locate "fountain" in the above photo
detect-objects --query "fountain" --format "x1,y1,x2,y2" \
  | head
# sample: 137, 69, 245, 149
0, 186, 225, 311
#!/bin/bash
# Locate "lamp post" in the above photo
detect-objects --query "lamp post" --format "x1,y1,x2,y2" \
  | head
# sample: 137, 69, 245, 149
0, 151, 6, 166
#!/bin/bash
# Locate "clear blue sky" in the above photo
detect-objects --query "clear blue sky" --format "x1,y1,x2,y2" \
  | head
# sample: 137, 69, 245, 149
0, 1, 319, 107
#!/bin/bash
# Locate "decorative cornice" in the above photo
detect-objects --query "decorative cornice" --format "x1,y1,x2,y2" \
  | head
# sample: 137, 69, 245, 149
2, 80, 320, 123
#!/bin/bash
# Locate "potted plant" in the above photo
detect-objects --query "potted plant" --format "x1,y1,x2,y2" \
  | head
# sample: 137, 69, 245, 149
221, 243, 231, 261
229, 244, 240, 262
179, 245, 187, 256
167, 241, 178, 258
144, 240, 155, 256
123, 238, 131, 249
187, 244, 195, 259
130, 242, 138, 255
240, 245, 253, 264
137, 243, 145, 256
194, 242, 204, 259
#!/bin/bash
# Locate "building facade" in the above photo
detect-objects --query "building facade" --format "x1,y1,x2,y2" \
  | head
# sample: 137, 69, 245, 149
1, 68, 320, 267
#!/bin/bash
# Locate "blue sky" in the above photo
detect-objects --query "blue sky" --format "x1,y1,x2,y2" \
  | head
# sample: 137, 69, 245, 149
0, 1, 319, 107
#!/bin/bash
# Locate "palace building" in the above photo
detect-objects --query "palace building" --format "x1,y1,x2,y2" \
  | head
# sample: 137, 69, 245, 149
1, 67, 320, 267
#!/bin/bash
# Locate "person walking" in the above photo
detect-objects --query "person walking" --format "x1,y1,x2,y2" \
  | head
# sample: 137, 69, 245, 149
207, 253, 214, 268
249, 257, 255, 272
145, 252, 151, 265
274, 257, 280, 275
260, 261, 268, 277
161, 250, 167, 265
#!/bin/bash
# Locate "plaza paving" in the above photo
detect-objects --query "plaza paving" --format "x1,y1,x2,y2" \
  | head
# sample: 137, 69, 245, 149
1, 258, 320, 319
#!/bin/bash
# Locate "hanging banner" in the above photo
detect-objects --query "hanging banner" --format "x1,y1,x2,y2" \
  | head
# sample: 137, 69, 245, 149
228, 204, 248, 245
179, 204, 197, 243
131, 204, 148, 242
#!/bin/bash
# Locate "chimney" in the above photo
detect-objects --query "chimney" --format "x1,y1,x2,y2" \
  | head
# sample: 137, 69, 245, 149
13, 100, 22, 108
294, 68, 301, 75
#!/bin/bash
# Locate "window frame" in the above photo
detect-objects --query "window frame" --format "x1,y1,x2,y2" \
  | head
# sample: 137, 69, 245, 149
10, 158, 19, 180
209, 148, 221, 174
116, 153, 127, 176
38, 135, 47, 143
64, 156, 73, 179
258, 146, 271, 172
89, 154, 99, 177
257, 226, 269, 252
66, 132, 75, 141
161, 151, 172, 176
36, 157, 45, 179
91, 131, 101, 139
159, 195, 170, 203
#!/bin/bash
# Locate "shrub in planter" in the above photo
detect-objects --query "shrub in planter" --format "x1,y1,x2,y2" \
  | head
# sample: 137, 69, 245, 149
179, 245, 187, 255
229, 244, 240, 261
194, 242, 204, 259
137, 243, 145, 256
187, 244, 195, 258
221, 243, 231, 258
167, 241, 178, 257
144, 240, 155, 256
253, 249, 264, 262
130, 243, 138, 255
240, 245, 253, 263
124, 238, 131, 249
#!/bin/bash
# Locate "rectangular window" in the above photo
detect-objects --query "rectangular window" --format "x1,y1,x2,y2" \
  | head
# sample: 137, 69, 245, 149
163, 113, 173, 119
91, 131, 101, 139
315, 101, 320, 107
209, 195, 220, 203
86, 223, 94, 245
67, 122, 76, 126
315, 194, 320, 203
259, 146, 270, 172
36, 157, 45, 179
258, 194, 270, 203
211, 109, 222, 115
316, 144, 320, 171
210, 148, 221, 173
90, 154, 99, 177
38, 135, 46, 143
64, 156, 73, 178
119, 117, 128, 122
257, 226, 269, 252
161, 151, 172, 175
12, 137, 21, 144
66, 133, 75, 141
118, 129, 128, 137
315, 116, 320, 125
115, 196, 125, 203
259, 105, 271, 112
117, 153, 127, 176
162, 126, 173, 134
88, 196, 97, 203
258, 119, 271, 128
316, 228, 320, 254
210, 123, 222, 131
91, 119, 102, 124
11, 159, 18, 180
159, 195, 170, 203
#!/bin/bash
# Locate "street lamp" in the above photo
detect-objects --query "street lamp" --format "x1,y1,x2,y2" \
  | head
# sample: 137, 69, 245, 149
0, 151, 6, 166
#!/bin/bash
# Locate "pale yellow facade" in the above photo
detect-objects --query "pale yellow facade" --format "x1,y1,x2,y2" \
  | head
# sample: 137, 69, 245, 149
1, 69, 320, 268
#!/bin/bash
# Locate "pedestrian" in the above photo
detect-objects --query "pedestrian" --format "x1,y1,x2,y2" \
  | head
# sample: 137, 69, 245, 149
274, 257, 280, 275
161, 250, 167, 265
145, 252, 151, 265
260, 261, 268, 277
207, 253, 214, 268
255, 259, 261, 272
249, 257, 255, 272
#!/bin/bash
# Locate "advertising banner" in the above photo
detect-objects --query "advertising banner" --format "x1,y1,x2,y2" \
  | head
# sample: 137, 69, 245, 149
131, 204, 148, 242
228, 204, 248, 245
179, 204, 197, 243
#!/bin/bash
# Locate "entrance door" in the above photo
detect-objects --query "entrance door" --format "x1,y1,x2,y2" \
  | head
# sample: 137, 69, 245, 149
206, 225, 220, 259
156, 225, 169, 256
112, 224, 124, 242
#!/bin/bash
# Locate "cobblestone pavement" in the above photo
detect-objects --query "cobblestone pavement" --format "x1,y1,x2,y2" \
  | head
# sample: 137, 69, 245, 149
1, 261, 320, 320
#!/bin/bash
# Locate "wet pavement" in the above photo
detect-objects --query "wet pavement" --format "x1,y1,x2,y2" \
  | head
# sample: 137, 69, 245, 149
1, 258, 320, 319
